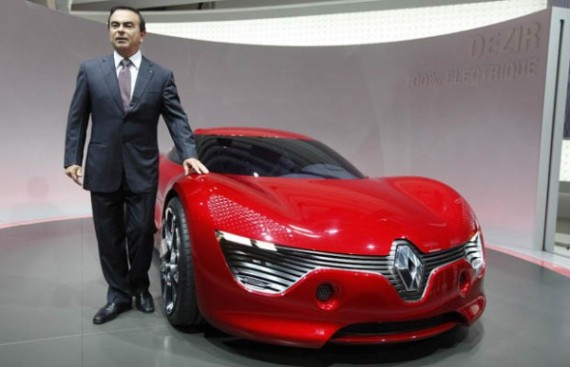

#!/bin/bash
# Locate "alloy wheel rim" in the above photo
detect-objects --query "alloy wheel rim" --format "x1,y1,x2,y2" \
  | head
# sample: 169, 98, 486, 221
161, 207, 180, 315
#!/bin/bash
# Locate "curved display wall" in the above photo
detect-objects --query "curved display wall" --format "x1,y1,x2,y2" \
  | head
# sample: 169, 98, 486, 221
1, 0, 569, 254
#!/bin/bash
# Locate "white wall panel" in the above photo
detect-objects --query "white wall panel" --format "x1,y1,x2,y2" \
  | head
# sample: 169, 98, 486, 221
1, 0, 566, 254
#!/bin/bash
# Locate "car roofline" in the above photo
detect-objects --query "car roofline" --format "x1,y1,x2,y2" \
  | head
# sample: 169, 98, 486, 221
194, 127, 313, 140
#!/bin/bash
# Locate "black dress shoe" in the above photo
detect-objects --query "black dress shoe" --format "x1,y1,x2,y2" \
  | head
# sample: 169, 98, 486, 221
134, 290, 155, 313
93, 302, 131, 325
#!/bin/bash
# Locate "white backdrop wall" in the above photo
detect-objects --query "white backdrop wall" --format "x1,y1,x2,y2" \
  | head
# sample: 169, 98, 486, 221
0, 0, 562, 252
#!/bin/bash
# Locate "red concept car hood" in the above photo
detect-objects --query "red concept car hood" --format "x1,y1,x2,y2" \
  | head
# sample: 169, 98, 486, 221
201, 175, 478, 255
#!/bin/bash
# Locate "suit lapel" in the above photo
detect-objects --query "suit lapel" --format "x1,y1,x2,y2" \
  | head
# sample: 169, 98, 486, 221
100, 55, 125, 113
128, 57, 154, 114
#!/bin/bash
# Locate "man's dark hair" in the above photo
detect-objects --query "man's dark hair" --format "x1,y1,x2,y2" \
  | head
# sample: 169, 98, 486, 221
108, 6, 146, 32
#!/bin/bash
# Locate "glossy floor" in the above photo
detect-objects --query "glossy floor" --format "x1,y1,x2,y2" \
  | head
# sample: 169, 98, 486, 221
0, 219, 569, 367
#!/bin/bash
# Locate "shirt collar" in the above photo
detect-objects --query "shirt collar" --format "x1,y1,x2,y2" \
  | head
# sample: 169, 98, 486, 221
113, 50, 142, 70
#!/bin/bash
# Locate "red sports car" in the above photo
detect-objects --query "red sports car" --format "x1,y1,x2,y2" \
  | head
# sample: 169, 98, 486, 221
154, 127, 486, 348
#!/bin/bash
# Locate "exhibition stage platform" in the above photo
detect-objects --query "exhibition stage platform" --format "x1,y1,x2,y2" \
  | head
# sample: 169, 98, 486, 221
0, 219, 568, 367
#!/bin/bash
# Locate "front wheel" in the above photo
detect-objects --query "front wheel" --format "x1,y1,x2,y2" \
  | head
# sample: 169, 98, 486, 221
160, 196, 202, 326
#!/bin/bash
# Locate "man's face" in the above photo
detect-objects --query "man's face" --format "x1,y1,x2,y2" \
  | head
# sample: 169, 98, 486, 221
108, 9, 145, 57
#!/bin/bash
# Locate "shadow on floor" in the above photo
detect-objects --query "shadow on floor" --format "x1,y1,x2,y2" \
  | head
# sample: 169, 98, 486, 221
170, 321, 483, 367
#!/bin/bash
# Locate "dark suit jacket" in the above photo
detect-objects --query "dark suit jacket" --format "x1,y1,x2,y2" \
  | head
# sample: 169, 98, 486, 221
64, 54, 197, 193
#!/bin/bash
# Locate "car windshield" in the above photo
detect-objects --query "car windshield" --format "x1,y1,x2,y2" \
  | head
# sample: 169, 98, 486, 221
174, 135, 365, 179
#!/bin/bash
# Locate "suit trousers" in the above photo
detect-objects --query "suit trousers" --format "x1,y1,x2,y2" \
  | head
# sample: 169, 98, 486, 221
90, 178, 157, 305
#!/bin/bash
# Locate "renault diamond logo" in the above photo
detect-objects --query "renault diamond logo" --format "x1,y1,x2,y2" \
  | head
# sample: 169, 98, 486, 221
394, 244, 424, 292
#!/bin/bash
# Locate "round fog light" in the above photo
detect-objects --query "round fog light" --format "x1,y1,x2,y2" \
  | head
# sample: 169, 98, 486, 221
459, 271, 471, 297
316, 283, 334, 302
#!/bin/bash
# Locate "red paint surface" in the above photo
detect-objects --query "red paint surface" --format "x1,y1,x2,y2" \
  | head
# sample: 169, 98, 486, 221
154, 128, 488, 347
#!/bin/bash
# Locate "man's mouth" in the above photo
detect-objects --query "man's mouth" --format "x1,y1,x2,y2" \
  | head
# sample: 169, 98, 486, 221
115, 38, 128, 42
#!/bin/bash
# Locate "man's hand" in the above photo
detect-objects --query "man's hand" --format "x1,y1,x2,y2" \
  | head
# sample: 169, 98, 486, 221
183, 158, 209, 175
65, 165, 83, 186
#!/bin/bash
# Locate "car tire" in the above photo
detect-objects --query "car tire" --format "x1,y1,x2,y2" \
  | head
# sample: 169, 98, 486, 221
160, 196, 203, 326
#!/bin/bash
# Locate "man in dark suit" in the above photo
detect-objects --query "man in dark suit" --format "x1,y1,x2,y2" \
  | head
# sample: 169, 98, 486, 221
64, 6, 208, 324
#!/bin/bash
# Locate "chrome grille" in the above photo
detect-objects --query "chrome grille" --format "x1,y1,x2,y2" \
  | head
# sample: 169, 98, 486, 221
464, 235, 483, 266
218, 232, 480, 301
220, 240, 396, 293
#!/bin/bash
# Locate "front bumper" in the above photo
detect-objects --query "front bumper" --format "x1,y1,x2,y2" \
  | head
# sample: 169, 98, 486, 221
196, 255, 485, 348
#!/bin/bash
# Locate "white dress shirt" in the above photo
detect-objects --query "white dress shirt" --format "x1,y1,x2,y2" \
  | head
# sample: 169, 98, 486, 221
113, 50, 142, 100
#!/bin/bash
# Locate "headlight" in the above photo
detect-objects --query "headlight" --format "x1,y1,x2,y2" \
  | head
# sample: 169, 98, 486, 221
216, 230, 277, 251
464, 231, 485, 277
